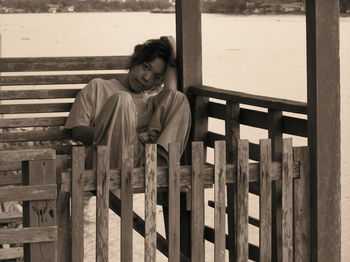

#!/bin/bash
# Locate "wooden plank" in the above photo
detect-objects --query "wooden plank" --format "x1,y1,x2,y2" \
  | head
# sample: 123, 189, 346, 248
0, 117, 67, 128
168, 143, 181, 262
96, 146, 109, 262
0, 213, 22, 224
0, 89, 80, 100
189, 85, 307, 114
121, 144, 133, 262
0, 56, 129, 72
225, 101, 239, 262
214, 141, 226, 262
22, 158, 57, 262
268, 109, 283, 262
145, 144, 157, 262
1, 143, 73, 156
282, 138, 293, 261
293, 147, 310, 261
282, 116, 307, 137
0, 247, 23, 260
0, 148, 55, 162
0, 226, 57, 244
71, 146, 85, 262
236, 140, 249, 261
0, 184, 56, 202
191, 142, 205, 262
0, 73, 126, 86
259, 139, 272, 262
0, 128, 71, 143
0, 103, 72, 114
306, 0, 341, 260
0, 171, 21, 184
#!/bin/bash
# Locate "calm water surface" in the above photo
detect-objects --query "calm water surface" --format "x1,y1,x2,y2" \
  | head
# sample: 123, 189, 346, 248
1, 12, 349, 261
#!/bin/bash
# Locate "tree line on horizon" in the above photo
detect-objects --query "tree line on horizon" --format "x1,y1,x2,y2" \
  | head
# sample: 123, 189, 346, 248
0, 0, 349, 14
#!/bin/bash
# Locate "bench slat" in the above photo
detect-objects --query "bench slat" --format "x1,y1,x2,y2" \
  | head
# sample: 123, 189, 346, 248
0, 129, 71, 143
0, 73, 126, 86
0, 103, 72, 114
0, 56, 129, 72
0, 143, 73, 155
0, 89, 80, 100
0, 117, 67, 128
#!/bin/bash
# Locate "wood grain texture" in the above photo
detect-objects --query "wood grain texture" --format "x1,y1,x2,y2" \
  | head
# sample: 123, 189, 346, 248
236, 140, 249, 262
293, 147, 310, 261
259, 139, 272, 262
188, 85, 307, 114
96, 146, 109, 262
0, 55, 129, 72
0, 89, 80, 100
168, 143, 181, 262
0, 103, 72, 114
0, 184, 56, 202
0, 247, 23, 260
22, 158, 57, 262
71, 146, 85, 262
145, 144, 157, 262
282, 138, 293, 261
0, 117, 67, 128
191, 142, 205, 262
121, 144, 133, 262
0, 148, 55, 162
0, 226, 57, 244
0, 128, 71, 143
214, 141, 226, 262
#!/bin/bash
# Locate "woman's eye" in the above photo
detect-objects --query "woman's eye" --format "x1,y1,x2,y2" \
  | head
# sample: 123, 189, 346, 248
143, 64, 149, 71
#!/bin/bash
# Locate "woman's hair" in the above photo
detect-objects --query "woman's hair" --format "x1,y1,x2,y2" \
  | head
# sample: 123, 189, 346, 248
127, 36, 176, 69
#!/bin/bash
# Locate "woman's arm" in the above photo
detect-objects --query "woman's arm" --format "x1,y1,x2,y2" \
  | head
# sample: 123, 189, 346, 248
72, 126, 95, 145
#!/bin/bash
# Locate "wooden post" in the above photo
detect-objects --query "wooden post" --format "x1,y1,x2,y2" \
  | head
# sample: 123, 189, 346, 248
22, 156, 57, 261
306, 0, 341, 261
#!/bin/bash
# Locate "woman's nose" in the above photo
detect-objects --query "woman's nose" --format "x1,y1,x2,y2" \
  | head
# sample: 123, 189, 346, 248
142, 71, 152, 82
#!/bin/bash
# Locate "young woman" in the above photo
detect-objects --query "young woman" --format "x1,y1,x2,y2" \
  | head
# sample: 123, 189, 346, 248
65, 36, 191, 168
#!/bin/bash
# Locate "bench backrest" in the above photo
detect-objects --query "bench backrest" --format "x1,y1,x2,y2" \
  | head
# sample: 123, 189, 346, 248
0, 56, 129, 155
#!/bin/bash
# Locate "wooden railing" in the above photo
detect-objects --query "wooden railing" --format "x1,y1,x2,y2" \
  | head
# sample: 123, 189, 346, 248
58, 139, 308, 262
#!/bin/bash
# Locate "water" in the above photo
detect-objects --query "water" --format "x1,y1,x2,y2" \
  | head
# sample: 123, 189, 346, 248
1, 12, 349, 261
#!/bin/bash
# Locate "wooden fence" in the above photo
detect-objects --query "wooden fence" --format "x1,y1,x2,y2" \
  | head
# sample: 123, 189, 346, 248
58, 138, 308, 262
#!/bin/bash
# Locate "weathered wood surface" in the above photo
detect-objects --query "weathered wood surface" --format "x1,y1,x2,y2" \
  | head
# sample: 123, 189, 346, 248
0, 103, 72, 114
1, 143, 73, 156
214, 141, 226, 262
282, 138, 293, 261
71, 146, 85, 262
0, 226, 57, 244
145, 144, 157, 262
0, 73, 126, 86
0, 184, 56, 202
96, 146, 109, 262
0, 117, 66, 128
0, 247, 23, 260
191, 142, 205, 262
0, 89, 80, 100
225, 101, 239, 262
208, 101, 307, 137
121, 144, 133, 262
259, 139, 272, 262
61, 161, 301, 192
0, 171, 21, 184
235, 140, 249, 261
0, 148, 55, 162
22, 158, 57, 262
0, 213, 22, 224
168, 143, 180, 262
293, 147, 310, 261
0, 128, 71, 143
189, 85, 307, 114
0, 56, 129, 72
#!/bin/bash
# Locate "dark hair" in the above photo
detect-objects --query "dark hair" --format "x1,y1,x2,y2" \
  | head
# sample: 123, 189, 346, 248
127, 36, 176, 69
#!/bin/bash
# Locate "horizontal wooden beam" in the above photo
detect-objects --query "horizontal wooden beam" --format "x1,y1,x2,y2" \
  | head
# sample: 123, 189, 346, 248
0, 184, 57, 202
189, 85, 307, 114
0, 117, 66, 128
0, 103, 72, 114
0, 89, 80, 100
0, 129, 71, 143
0, 247, 23, 260
0, 226, 57, 244
0, 56, 129, 72
0, 148, 55, 162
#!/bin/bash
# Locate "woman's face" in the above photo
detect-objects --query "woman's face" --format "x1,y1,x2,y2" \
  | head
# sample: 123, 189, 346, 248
127, 57, 166, 93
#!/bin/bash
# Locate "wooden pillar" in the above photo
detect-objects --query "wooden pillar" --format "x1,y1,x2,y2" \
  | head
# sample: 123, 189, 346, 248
306, 0, 341, 261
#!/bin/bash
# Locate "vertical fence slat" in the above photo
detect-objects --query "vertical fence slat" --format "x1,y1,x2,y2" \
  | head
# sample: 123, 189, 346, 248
225, 101, 240, 262
236, 140, 249, 261
293, 147, 310, 261
282, 139, 293, 261
191, 142, 205, 262
71, 146, 85, 262
214, 141, 226, 262
145, 144, 157, 262
121, 144, 133, 262
96, 146, 109, 262
259, 139, 272, 262
168, 143, 181, 262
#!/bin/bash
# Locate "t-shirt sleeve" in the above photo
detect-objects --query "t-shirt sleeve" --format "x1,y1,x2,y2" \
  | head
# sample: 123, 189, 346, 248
64, 81, 96, 129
